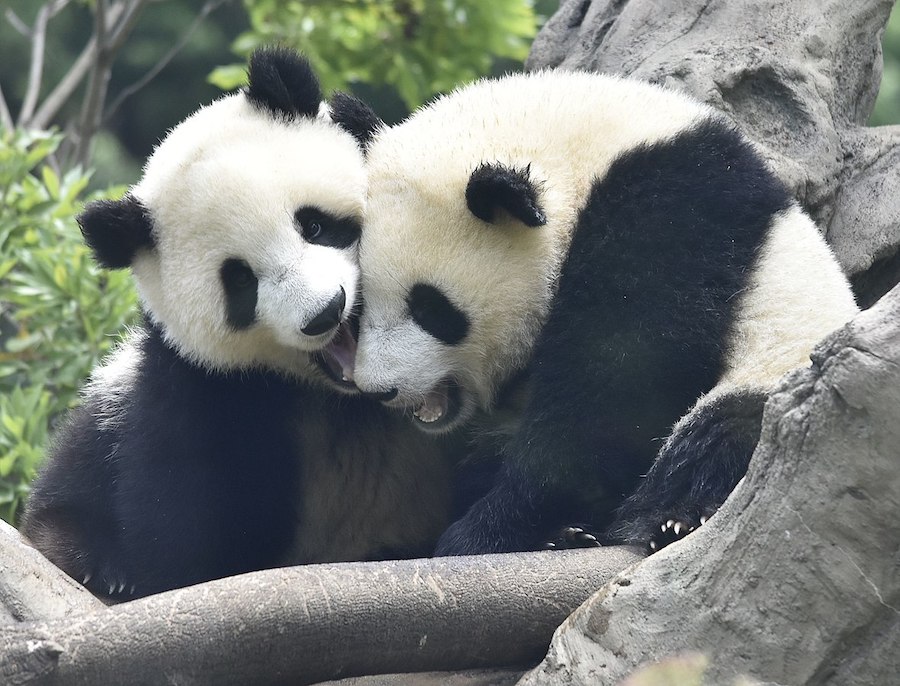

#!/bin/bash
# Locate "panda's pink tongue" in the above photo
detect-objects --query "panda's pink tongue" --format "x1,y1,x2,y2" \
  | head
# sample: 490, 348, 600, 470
414, 386, 448, 424
325, 322, 357, 382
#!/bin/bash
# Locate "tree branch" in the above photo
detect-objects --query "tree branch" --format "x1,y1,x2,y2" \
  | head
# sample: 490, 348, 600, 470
103, 0, 232, 124
0, 82, 15, 131
0, 545, 642, 685
17, 4, 52, 125
71, 0, 150, 167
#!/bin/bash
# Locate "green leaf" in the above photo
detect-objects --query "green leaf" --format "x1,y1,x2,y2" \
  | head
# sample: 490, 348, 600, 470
42, 165, 60, 200
208, 64, 248, 91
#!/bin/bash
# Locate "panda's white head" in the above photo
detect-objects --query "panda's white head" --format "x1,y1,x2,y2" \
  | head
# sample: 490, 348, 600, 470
79, 48, 367, 389
350, 80, 580, 432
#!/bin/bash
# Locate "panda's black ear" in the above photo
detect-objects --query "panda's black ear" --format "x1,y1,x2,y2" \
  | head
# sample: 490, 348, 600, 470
246, 46, 321, 119
465, 162, 546, 227
329, 92, 383, 150
78, 195, 154, 269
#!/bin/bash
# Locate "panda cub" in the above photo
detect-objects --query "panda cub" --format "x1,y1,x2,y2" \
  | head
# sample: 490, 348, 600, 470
21, 48, 453, 598
336, 69, 859, 555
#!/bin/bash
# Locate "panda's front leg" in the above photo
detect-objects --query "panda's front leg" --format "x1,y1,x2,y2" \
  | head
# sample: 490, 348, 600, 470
609, 389, 767, 552
435, 463, 579, 556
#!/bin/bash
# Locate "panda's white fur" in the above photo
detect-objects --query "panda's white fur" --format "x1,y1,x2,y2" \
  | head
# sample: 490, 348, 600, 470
22, 49, 454, 597
130, 92, 364, 378
349, 68, 858, 554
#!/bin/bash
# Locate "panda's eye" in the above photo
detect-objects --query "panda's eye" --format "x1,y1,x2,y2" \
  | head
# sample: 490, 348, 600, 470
407, 283, 470, 345
220, 258, 258, 330
295, 206, 361, 249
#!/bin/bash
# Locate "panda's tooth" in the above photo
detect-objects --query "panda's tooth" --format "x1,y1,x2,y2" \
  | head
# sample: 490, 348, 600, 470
413, 404, 443, 423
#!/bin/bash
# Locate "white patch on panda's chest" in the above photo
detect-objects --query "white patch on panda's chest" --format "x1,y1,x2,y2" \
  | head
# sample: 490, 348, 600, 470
281, 400, 453, 564
84, 328, 147, 431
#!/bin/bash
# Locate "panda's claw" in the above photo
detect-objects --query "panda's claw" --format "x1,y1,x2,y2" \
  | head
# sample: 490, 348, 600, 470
545, 525, 602, 550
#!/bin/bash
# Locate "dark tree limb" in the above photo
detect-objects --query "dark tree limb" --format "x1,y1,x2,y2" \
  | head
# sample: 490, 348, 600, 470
0, 543, 642, 686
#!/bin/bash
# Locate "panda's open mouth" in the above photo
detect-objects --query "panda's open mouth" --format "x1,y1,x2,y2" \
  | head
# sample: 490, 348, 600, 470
410, 378, 461, 432
316, 319, 358, 389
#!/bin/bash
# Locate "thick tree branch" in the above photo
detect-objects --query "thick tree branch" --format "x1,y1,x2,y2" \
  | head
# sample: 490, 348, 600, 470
0, 545, 641, 685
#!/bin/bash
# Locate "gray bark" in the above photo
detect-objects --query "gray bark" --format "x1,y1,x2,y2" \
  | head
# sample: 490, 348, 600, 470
528, 0, 900, 307
519, 283, 900, 685
0, 545, 641, 685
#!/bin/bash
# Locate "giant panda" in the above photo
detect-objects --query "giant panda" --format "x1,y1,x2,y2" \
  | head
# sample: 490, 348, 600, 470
337, 69, 859, 555
20, 48, 454, 598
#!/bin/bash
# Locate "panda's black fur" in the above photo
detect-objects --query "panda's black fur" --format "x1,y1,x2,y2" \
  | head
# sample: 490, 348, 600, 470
21, 48, 454, 597
345, 69, 859, 556
438, 121, 790, 554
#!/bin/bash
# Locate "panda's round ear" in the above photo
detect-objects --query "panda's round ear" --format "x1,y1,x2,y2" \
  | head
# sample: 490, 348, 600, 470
78, 195, 154, 269
245, 46, 321, 119
328, 92, 383, 151
465, 162, 546, 227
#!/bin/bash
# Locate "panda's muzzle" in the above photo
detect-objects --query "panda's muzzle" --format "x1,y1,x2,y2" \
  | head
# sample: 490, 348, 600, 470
302, 288, 346, 336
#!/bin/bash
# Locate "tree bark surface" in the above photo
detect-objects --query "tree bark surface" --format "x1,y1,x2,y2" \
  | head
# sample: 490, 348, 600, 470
529, 0, 900, 306
519, 283, 900, 685
0, 546, 641, 686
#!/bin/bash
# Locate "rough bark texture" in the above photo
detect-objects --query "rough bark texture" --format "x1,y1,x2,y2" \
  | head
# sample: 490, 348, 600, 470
528, 0, 900, 307
520, 282, 900, 685
0, 545, 641, 685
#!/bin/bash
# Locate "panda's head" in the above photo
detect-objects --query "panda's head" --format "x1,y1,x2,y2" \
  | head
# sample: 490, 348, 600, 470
351, 94, 574, 432
79, 48, 369, 389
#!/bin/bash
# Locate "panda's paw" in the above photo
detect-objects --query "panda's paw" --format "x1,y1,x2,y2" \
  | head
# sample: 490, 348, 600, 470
544, 526, 602, 550
648, 517, 701, 552
79, 562, 136, 598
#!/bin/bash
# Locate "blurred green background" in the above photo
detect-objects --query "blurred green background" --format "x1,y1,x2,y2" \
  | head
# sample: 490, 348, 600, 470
0, 0, 897, 524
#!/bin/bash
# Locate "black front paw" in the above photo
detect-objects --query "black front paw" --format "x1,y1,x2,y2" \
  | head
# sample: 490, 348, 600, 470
544, 526, 602, 550
615, 505, 718, 554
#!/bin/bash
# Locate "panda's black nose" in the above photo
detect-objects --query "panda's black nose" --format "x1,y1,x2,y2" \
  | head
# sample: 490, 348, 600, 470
302, 287, 346, 336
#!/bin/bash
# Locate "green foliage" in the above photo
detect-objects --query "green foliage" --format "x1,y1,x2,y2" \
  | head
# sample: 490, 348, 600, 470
0, 128, 138, 524
211, 0, 540, 109
872, 5, 900, 125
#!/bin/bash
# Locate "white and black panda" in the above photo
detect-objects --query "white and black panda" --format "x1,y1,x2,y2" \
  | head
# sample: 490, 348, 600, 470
337, 70, 859, 555
21, 48, 454, 597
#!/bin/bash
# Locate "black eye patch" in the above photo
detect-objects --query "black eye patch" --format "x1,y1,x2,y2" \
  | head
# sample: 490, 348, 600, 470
220, 258, 258, 329
294, 207, 361, 249
407, 283, 469, 345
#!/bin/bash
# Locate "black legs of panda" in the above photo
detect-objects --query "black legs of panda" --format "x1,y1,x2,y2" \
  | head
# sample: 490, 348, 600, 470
609, 389, 767, 551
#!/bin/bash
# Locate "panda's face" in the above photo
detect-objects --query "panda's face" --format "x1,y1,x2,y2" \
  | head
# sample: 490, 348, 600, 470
129, 96, 367, 386
354, 159, 564, 433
